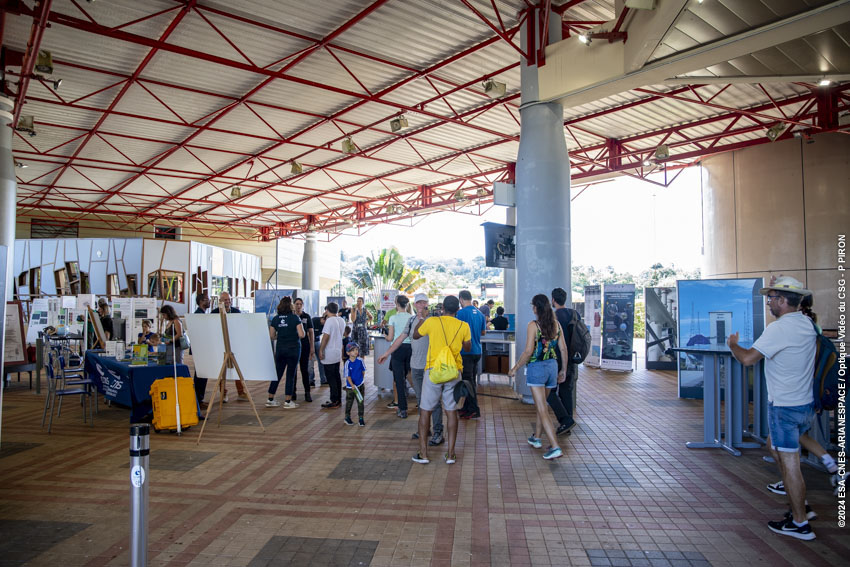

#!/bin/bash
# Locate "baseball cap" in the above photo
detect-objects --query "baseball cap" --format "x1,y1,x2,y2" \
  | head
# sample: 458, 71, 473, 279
346, 342, 359, 353
759, 275, 812, 296
414, 293, 428, 303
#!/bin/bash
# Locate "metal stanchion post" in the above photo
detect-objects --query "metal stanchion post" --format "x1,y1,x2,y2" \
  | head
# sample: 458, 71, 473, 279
129, 424, 149, 567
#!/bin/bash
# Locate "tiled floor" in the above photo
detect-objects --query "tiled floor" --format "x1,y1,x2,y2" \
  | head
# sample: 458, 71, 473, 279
0, 355, 846, 566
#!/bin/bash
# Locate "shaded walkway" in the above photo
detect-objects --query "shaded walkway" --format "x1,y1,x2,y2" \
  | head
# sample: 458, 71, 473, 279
0, 357, 845, 566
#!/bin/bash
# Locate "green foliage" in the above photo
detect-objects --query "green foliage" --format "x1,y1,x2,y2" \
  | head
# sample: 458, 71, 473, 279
349, 247, 426, 306
633, 301, 645, 339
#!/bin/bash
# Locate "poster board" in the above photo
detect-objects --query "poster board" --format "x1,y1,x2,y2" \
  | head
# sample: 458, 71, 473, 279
676, 278, 764, 398
185, 313, 276, 381
254, 289, 297, 323
4, 301, 27, 365
87, 306, 108, 349
583, 285, 602, 367
644, 287, 678, 370
380, 290, 398, 311
600, 284, 636, 371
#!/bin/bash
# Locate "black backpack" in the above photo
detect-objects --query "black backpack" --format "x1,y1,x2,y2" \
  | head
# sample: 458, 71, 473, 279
808, 318, 840, 412
566, 310, 591, 364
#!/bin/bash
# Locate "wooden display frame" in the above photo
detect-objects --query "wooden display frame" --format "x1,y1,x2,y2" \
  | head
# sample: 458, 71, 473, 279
4, 301, 28, 366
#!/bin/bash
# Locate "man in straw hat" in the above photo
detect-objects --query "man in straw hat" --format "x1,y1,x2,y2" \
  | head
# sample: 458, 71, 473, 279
727, 276, 817, 540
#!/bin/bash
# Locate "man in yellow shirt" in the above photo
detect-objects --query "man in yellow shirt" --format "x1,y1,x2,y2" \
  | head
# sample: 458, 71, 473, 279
412, 295, 471, 465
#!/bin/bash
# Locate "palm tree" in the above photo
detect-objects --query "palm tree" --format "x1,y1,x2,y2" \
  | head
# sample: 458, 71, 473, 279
349, 247, 426, 308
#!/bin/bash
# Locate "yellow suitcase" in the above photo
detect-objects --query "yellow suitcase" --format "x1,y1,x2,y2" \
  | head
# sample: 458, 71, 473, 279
149, 377, 199, 432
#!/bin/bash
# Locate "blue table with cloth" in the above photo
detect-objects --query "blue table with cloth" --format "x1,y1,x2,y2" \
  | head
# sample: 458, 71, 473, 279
85, 351, 192, 421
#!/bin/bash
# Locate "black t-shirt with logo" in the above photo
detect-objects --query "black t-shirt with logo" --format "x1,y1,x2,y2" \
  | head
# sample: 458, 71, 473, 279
270, 313, 302, 354
298, 312, 313, 348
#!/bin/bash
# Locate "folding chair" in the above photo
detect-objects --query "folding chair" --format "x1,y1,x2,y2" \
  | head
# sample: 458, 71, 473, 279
41, 352, 93, 433
59, 354, 98, 414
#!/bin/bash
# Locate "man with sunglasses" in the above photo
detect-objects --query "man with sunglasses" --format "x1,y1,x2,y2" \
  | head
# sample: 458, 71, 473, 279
727, 276, 817, 541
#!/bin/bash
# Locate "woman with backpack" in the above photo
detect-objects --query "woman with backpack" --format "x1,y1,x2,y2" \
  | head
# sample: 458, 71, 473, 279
508, 294, 568, 460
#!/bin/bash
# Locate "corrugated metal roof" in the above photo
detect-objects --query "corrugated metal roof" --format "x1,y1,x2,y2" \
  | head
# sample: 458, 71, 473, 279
7, 0, 849, 236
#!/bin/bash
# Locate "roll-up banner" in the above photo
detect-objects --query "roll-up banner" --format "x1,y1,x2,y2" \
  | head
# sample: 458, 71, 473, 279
600, 284, 635, 371
644, 287, 678, 370
583, 285, 602, 367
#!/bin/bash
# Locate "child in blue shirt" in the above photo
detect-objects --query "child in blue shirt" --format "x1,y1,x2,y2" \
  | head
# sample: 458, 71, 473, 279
343, 342, 366, 427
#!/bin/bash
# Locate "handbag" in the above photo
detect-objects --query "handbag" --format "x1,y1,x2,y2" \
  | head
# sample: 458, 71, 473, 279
178, 333, 190, 350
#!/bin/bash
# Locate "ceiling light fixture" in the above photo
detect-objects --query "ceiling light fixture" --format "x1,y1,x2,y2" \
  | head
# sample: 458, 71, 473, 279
230, 186, 241, 198
476, 187, 487, 197
765, 123, 788, 142
642, 159, 652, 167
389, 115, 408, 132
15, 115, 36, 136
654, 144, 670, 160
341, 137, 357, 154
454, 189, 467, 202
577, 30, 627, 45
483, 79, 507, 98
15, 161, 27, 168
35, 50, 53, 74
818, 78, 832, 87
290, 160, 303, 174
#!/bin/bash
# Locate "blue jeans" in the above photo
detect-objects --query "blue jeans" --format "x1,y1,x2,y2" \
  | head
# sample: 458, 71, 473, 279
768, 402, 814, 452
313, 339, 327, 383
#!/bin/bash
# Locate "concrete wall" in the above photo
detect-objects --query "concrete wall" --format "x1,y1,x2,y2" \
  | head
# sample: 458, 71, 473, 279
701, 133, 849, 330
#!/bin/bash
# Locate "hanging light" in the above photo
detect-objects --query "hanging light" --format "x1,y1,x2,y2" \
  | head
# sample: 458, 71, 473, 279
654, 144, 670, 160
476, 187, 487, 197
341, 138, 358, 154
35, 50, 54, 74
290, 160, 303, 174
230, 186, 241, 198
482, 79, 507, 99
15, 115, 36, 136
454, 189, 467, 202
389, 115, 409, 132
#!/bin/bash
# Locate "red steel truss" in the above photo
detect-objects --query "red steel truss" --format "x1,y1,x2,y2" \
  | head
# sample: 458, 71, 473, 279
5, 0, 848, 242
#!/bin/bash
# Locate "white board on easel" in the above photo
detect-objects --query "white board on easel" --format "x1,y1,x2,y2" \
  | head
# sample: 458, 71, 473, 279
184, 313, 276, 381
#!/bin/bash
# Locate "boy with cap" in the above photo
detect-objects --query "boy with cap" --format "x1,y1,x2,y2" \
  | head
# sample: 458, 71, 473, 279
343, 342, 366, 427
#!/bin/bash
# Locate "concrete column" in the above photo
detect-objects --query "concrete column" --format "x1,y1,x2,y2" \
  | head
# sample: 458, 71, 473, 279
0, 96, 16, 301
301, 232, 319, 290
515, 9, 571, 401
503, 207, 517, 316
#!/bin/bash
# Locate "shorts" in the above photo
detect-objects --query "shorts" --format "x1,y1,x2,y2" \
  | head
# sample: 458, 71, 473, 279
768, 402, 814, 452
526, 359, 557, 389
420, 369, 460, 412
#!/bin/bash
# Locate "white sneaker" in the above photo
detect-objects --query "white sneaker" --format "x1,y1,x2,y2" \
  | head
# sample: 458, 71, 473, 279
265, 399, 280, 408
223, 394, 229, 403
283, 400, 299, 409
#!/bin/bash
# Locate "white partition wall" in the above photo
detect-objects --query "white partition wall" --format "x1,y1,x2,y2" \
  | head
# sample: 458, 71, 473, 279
13, 238, 261, 315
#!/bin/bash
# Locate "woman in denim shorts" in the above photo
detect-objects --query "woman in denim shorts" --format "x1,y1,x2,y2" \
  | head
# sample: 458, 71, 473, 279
509, 294, 568, 460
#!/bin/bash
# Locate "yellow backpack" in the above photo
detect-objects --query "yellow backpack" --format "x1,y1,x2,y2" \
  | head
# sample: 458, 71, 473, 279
430, 318, 462, 384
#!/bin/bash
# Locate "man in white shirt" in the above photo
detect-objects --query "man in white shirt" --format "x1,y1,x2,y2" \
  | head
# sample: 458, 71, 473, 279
727, 276, 817, 541
319, 302, 346, 409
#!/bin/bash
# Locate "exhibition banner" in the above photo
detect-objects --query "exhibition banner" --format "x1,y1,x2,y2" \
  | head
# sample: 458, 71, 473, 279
380, 289, 398, 311
600, 284, 636, 371
583, 285, 602, 367
676, 278, 764, 398
644, 287, 678, 370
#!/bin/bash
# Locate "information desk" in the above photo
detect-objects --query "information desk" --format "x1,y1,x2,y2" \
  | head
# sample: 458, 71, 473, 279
672, 344, 766, 456
481, 332, 515, 388
85, 351, 192, 421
